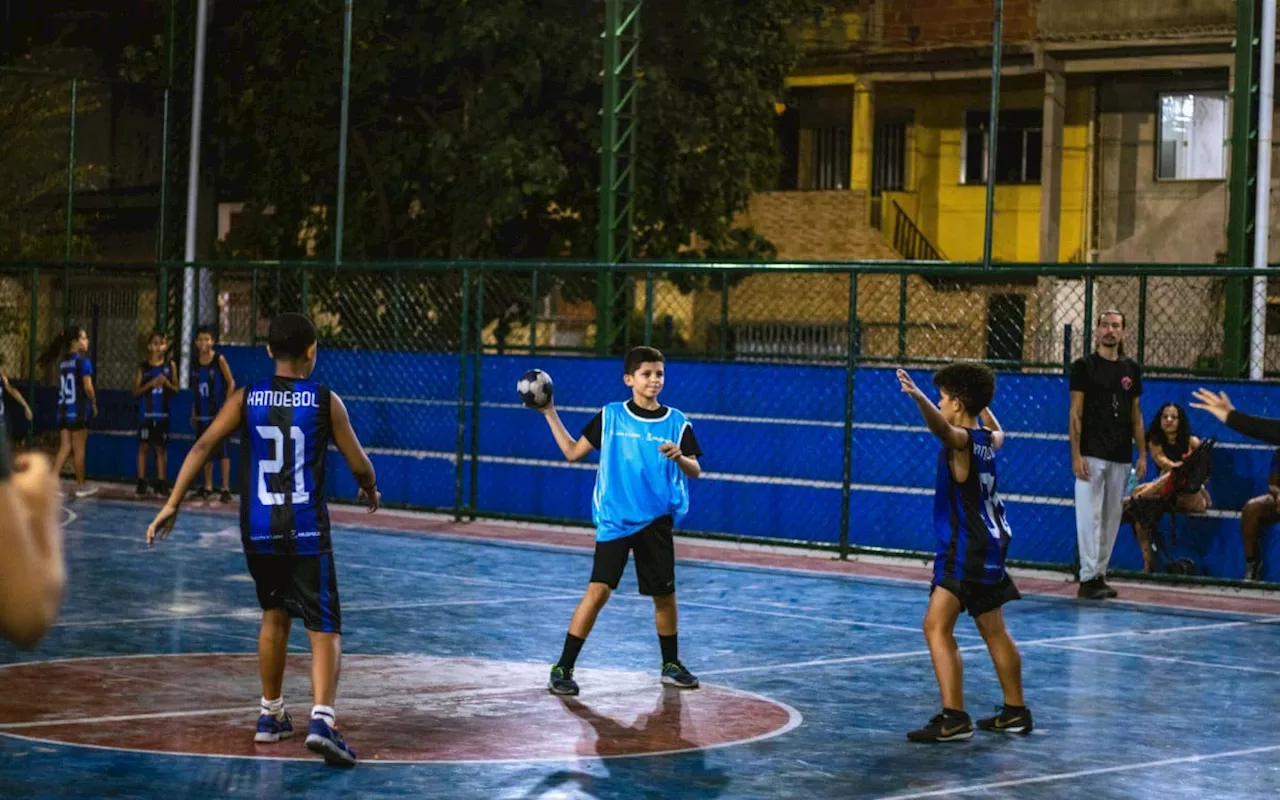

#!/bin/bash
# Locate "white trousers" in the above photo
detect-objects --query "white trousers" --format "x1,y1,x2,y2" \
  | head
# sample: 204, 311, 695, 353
1075, 457, 1130, 582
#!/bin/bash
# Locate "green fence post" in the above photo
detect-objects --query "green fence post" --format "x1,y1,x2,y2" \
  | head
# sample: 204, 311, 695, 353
63, 77, 78, 331
469, 271, 483, 521
896, 273, 908, 361
981, 0, 1003, 270
27, 265, 39, 441
1136, 274, 1148, 364
643, 270, 654, 346
719, 279, 729, 359
455, 269, 471, 521
529, 269, 539, 355
1083, 275, 1094, 355
839, 270, 858, 560
300, 267, 311, 317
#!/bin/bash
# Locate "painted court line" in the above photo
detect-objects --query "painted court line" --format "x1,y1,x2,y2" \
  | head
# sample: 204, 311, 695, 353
700, 616, 1280, 677
1034, 643, 1280, 676
874, 742, 1280, 799
51, 594, 580, 629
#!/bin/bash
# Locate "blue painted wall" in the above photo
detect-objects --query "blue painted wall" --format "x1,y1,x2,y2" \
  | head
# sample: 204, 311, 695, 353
66, 345, 1280, 581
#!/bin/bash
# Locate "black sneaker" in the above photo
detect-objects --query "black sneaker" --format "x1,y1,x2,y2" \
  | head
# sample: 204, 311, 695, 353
1246, 560, 1263, 582
1099, 579, 1119, 599
136, 479, 149, 497
548, 665, 579, 696
907, 711, 973, 743
154, 481, 169, 498
219, 489, 233, 504
661, 661, 700, 689
1077, 577, 1108, 600
977, 705, 1034, 734
194, 487, 210, 502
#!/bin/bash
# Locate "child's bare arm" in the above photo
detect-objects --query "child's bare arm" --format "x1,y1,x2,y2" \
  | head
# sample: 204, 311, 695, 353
131, 366, 150, 398
218, 355, 236, 394
148, 390, 244, 544
539, 403, 595, 462
164, 361, 180, 391
980, 408, 1005, 451
330, 393, 378, 510
897, 370, 969, 450
83, 375, 97, 416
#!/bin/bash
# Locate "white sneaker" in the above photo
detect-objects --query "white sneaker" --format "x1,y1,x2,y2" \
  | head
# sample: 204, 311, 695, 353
74, 486, 99, 499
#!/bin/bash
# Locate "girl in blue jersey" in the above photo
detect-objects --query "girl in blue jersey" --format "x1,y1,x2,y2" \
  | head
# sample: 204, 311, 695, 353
39, 326, 97, 498
897, 364, 1032, 743
133, 332, 179, 497
190, 326, 236, 502
534, 346, 703, 696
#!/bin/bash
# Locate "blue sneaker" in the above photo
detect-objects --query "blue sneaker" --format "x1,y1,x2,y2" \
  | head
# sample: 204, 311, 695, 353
305, 717, 357, 767
548, 665, 580, 695
661, 661, 699, 689
254, 710, 294, 743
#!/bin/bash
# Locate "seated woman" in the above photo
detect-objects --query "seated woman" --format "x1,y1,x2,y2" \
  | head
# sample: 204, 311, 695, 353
1126, 403, 1212, 572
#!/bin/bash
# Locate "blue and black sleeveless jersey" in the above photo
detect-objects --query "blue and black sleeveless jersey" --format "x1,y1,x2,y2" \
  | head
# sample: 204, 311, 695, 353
192, 352, 229, 422
57, 354, 93, 426
240, 376, 332, 555
138, 361, 174, 421
933, 428, 1012, 585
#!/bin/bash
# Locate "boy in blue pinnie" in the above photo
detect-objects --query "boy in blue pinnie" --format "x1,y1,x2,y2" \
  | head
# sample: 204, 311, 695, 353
534, 346, 703, 695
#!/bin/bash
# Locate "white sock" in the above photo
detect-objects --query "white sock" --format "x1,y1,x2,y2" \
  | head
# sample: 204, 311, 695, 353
311, 704, 336, 727
261, 697, 285, 718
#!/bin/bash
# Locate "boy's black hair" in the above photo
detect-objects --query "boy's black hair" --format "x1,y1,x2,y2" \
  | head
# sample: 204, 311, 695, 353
932, 362, 996, 416
195, 325, 217, 340
624, 345, 664, 375
148, 330, 167, 343
268, 313, 318, 361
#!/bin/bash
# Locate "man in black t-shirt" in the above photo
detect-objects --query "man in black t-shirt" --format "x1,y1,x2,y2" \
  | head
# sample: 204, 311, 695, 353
1069, 309, 1146, 600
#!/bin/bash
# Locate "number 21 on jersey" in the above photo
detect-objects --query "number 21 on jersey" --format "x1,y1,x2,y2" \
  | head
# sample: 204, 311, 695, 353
256, 426, 310, 506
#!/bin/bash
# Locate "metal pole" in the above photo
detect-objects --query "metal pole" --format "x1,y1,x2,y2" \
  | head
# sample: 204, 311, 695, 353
1249, 0, 1277, 380
454, 270, 470, 521
1227, 0, 1262, 375
62, 78, 77, 331
26, 267, 38, 434
179, 0, 210, 390
838, 270, 858, 559
335, 0, 354, 263
1137, 275, 1148, 364
156, 0, 175, 266
982, 0, 1004, 269
469, 272, 483, 520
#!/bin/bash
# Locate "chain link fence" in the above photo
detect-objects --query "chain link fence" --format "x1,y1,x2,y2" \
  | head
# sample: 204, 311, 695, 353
2, 260, 1279, 583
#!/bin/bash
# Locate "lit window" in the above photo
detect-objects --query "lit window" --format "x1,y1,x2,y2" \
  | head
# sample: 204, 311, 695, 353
1157, 93, 1227, 181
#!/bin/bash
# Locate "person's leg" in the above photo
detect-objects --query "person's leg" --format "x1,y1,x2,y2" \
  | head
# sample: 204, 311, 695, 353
1241, 496, 1277, 579
306, 630, 341, 710
923, 587, 965, 713
220, 457, 231, 490
203, 460, 214, 492
258, 608, 292, 701
155, 444, 168, 491
52, 429, 72, 479
1097, 460, 1129, 579
1075, 459, 1107, 583
136, 442, 148, 482
973, 608, 1024, 708
1132, 519, 1156, 573
566, 582, 613, 641
71, 429, 88, 486
297, 554, 354, 766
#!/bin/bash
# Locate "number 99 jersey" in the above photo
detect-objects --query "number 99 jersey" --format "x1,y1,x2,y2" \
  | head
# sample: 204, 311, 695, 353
241, 376, 333, 555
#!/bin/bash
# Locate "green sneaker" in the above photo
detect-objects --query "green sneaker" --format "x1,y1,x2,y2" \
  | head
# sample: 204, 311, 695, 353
548, 664, 579, 695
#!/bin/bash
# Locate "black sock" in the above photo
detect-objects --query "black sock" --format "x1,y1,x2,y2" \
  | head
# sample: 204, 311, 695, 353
659, 634, 678, 664
943, 707, 968, 719
557, 634, 585, 670
1003, 704, 1026, 713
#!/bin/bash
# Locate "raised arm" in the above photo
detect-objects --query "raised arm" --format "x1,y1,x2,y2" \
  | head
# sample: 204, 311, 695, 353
330, 393, 378, 510
980, 407, 1005, 451
897, 370, 969, 450
539, 403, 596, 462
1191, 389, 1280, 446
164, 360, 180, 392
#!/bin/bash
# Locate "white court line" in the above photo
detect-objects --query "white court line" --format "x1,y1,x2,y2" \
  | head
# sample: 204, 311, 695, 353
51, 594, 581, 629
700, 615, 1280, 677
1034, 642, 1280, 676
666, 599, 975, 639
874, 743, 1280, 799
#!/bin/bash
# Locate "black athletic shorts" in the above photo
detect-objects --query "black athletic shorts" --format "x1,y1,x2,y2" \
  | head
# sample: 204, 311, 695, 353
932, 574, 1021, 618
590, 515, 676, 596
59, 421, 87, 432
194, 419, 227, 459
245, 552, 342, 634
138, 419, 170, 446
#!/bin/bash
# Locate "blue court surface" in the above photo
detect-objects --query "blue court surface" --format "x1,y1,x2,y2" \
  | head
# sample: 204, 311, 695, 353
3, 500, 1280, 799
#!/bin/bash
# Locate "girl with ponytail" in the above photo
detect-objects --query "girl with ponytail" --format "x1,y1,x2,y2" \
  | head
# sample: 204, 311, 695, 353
44, 327, 97, 498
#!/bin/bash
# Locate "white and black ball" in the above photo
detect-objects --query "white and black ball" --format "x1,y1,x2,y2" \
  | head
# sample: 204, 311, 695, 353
517, 369, 554, 409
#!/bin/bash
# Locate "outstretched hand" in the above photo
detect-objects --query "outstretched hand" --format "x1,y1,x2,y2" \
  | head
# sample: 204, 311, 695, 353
146, 504, 179, 547
896, 369, 923, 398
1190, 388, 1234, 424
358, 486, 381, 513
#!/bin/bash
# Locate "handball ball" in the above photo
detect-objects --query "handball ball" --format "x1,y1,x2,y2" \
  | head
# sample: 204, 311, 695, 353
517, 369, 554, 409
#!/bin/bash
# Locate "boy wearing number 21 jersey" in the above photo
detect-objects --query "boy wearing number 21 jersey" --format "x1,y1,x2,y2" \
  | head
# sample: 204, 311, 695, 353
145, 313, 379, 768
